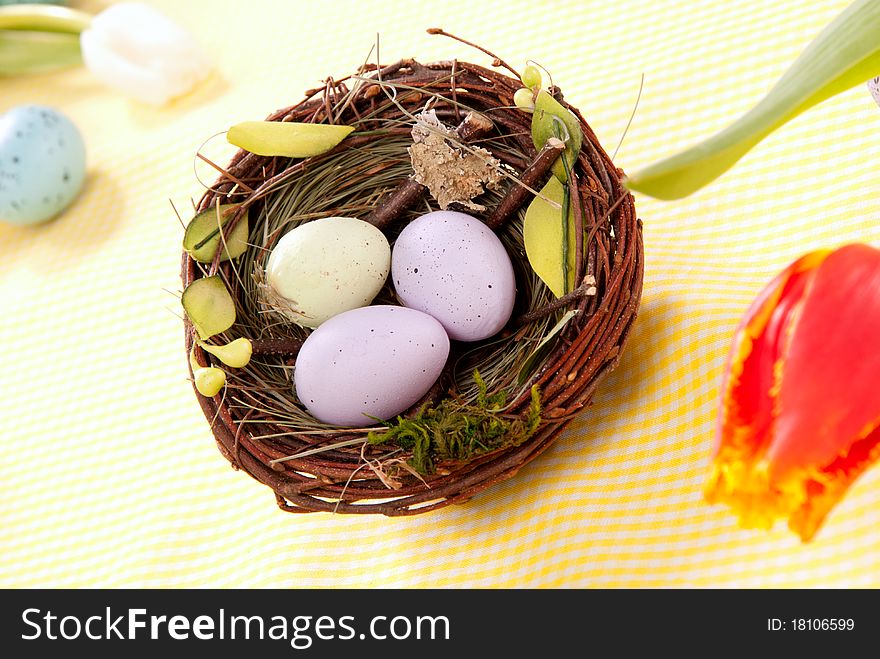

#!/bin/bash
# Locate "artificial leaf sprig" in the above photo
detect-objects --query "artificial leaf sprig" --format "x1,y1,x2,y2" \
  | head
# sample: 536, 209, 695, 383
523, 176, 578, 298
531, 91, 582, 184
189, 346, 226, 397
183, 203, 249, 264
182, 275, 252, 397
512, 64, 586, 299
226, 121, 354, 158
198, 337, 253, 368
626, 0, 880, 200
181, 275, 236, 341
514, 64, 583, 183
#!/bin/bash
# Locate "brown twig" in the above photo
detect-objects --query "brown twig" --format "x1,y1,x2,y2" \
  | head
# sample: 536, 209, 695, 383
363, 179, 425, 230
516, 280, 597, 326
250, 337, 303, 356
484, 138, 564, 230
196, 153, 255, 194
426, 28, 521, 80
454, 111, 494, 141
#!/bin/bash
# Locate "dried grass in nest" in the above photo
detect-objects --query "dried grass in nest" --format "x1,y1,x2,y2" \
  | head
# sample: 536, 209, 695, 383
182, 53, 644, 515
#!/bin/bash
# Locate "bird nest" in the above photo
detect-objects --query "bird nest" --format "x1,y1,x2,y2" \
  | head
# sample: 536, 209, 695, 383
182, 48, 644, 516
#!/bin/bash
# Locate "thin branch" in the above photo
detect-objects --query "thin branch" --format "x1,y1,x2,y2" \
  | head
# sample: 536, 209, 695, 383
612, 73, 644, 161
426, 28, 521, 79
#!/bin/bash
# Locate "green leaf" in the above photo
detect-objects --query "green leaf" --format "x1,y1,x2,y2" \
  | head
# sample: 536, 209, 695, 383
227, 121, 354, 158
531, 89, 582, 182
0, 4, 91, 34
524, 176, 578, 298
0, 29, 81, 75
183, 204, 249, 263
518, 309, 579, 384
182, 276, 236, 340
625, 0, 880, 200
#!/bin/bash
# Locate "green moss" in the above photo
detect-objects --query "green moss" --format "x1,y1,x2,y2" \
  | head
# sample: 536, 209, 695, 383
368, 370, 542, 475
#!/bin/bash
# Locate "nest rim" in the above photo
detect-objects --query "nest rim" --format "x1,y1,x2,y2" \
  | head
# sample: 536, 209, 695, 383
182, 56, 644, 516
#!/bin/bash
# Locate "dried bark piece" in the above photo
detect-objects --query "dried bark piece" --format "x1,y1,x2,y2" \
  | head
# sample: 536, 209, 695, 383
408, 110, 502, 211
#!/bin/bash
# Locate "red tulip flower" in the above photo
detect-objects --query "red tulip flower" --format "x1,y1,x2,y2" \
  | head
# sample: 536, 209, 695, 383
705, 244, 880, 541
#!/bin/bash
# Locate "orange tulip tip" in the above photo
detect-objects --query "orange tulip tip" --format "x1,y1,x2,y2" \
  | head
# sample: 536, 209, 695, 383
706, 244, 880, 542
705, 430, 880, 541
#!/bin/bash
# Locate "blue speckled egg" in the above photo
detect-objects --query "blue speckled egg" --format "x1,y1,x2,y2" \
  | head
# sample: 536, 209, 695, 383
0, 105, 86, 226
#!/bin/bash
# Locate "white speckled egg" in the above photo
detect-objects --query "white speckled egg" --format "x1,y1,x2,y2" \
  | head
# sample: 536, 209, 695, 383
266, 216, 391, 328
295, 305, 450, 426
392, 210, 516, 341
0, 105, 86, 226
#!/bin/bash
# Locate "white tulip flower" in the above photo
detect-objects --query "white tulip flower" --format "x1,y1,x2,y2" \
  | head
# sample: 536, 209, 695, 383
80, 2, 211, 105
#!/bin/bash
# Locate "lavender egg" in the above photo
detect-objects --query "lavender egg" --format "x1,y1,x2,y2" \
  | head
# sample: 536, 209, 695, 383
294, 305, 450, 427
392, 210, 516, 341
0, 105, 86, 226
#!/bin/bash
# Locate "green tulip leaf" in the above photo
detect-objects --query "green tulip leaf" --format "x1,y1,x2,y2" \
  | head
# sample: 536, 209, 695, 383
182, 276, 236, 340
0, 29, 81, 75
531, 89, 583, 182
183, 204, 249, 264
625, 0, 880, 200
0, 4, 91, 34
524, 176, 578, 298
227, 121, 354, 158
518, 309, 579, 384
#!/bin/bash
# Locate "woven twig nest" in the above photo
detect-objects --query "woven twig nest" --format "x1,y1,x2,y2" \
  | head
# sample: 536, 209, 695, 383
182, 54, 643, 515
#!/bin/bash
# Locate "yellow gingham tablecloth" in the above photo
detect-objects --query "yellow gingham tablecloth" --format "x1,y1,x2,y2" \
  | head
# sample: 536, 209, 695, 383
1, 0, 878, 588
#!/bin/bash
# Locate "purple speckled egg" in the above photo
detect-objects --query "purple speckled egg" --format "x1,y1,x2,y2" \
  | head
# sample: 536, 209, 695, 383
294, 305, 450, 427
392, 210, 516, 341
869, 76, 880, 108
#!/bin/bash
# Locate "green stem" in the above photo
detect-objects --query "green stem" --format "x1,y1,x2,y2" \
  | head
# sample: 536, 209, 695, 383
625, 0, 880, 200
557, 124, 574, 295
0, 30, 82, 75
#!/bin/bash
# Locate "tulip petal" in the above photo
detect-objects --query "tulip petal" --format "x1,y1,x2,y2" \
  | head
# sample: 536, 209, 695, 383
714, 250, 829, 457
80, 3, 209, 105
707, 245, 880, 540
81, 25, 172, 104
770, 245, 880, 538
